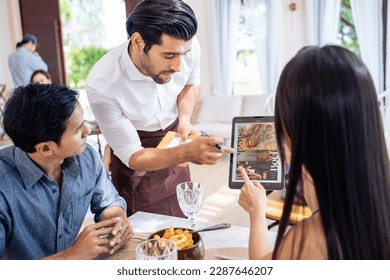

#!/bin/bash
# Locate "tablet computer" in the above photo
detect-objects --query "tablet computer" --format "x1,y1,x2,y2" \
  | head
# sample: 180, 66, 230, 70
228, 116, 284, 190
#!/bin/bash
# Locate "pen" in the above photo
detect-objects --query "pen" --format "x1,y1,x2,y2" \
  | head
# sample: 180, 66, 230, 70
200, 130, 224, 152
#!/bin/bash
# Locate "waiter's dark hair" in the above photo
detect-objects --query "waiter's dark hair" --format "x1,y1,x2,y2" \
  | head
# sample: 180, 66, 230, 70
126, 0, 197, 53
4, 83, 79, 153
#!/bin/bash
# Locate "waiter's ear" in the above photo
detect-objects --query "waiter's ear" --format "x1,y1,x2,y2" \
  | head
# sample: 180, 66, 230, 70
131, 32, 144, 51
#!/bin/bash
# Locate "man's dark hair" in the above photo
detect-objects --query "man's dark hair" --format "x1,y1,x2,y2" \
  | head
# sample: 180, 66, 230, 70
126, 0, 197, 53
4, 83, 79, 153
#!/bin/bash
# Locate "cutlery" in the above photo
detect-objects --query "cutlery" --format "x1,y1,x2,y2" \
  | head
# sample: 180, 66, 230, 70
189, 223, 231, 234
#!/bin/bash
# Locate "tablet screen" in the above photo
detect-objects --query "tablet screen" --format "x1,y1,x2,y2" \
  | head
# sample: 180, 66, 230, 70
228, 116, 284, 190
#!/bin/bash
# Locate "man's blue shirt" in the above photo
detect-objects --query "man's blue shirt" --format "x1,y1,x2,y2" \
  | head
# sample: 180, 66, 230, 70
0, 144, 126, 259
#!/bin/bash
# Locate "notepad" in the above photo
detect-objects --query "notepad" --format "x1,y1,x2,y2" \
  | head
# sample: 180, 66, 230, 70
166, 136, 192, 148
157, 131, 194, 167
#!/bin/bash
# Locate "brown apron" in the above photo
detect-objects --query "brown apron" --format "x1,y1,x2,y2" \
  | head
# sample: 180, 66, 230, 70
110, 119, 189, 217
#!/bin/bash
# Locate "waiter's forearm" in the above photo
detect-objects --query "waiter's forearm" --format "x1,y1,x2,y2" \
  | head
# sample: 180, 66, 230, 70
128, 146, 189, 171
128, 135, 224, 171
177, 85, 200, 121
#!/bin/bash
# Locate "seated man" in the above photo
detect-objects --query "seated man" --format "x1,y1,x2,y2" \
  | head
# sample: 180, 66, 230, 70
0, 83, 133, 259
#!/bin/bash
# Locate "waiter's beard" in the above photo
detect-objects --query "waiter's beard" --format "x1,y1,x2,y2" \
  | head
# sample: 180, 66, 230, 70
141, 56, 174, 84
151, 72, 174, 84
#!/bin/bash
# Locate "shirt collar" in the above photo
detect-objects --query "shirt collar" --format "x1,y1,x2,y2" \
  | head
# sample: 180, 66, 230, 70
120, 40, 152, 81
15, 148, 44, 189
14, 148, 81, 189
62, 156, 80, 180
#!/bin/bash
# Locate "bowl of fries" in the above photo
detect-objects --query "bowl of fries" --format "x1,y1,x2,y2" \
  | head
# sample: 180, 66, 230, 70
148, 226, 205, 260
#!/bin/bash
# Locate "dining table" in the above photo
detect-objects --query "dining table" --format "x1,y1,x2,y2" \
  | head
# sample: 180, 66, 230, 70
99, 211, 253, 260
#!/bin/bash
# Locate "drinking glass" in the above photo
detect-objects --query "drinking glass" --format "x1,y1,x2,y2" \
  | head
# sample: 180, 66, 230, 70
136, 238, 177, 260
176, 181, 204, 228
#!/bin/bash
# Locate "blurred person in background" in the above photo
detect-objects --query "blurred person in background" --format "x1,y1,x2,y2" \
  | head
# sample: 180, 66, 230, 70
8, 34, 48, 88
30, 69, 52, 84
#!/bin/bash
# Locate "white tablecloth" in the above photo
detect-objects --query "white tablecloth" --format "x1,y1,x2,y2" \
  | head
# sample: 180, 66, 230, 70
128, 211, 250, 249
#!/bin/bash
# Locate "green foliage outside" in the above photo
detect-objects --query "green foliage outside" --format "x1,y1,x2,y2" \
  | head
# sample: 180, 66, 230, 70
338, 0, 360, 56
60, 0, 72, 22
67, 47, 109, 88
60, 0, 107, 88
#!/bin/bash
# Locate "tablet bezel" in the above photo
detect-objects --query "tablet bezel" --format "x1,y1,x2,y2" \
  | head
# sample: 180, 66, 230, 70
228, 116, 284, 190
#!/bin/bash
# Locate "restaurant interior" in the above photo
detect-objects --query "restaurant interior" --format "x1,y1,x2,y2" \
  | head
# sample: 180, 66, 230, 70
1, 0, 390, 261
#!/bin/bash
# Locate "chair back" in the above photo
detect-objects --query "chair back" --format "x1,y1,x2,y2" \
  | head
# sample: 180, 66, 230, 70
0, 84, 8, 140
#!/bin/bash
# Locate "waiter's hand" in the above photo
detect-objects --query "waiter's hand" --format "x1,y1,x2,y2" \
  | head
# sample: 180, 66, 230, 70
178, 118, 196, 143
186, 135, 234, 165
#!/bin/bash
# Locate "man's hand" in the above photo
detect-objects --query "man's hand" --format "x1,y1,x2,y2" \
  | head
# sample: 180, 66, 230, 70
185, 135, 234, 165
105, 216, 133, 255
44, 217, 124, 260
177, 118, 196, 143
101, 206, 134, 254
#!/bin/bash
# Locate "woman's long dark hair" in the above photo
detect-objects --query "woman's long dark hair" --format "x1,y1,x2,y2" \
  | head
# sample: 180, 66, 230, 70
273, 45, 390, 259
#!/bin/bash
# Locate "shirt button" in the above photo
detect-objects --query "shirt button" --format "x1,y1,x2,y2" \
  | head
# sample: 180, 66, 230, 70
52, 189, 57, 193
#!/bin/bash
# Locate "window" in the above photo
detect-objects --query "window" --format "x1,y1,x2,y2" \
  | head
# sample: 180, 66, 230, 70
232, 1, 262, 96
338, 0, 360, 55
60, 0, 127, 89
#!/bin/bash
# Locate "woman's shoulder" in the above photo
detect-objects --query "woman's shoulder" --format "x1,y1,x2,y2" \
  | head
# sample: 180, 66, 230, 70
277, 213, 328, 259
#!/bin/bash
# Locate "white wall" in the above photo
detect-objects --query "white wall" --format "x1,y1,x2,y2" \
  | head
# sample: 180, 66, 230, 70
0, 0, 22, 91
281, 0, 307, 65
185, 0, 213, 96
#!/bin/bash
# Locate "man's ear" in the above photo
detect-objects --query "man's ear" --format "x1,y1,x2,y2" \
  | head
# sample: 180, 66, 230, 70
35, 142, 54, 156
131, 32, 144, 51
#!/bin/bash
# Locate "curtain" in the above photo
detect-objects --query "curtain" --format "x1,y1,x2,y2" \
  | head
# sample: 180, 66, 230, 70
351, 0, 383, 93
305, 0, 341, 46
386, 1, 390, 90
246, 0, 282, 94
208, 0, 240, 96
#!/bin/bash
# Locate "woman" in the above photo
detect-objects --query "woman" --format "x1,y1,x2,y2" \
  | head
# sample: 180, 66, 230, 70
30, 69, 52, 84
238, 45, 390, 259
8, 34, 48, 87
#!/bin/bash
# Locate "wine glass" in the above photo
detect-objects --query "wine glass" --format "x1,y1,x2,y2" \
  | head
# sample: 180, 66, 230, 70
136, 238, 177, 260
176, 181, 204, 228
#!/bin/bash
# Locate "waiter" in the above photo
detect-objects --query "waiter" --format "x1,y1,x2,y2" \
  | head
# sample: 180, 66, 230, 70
86, 0, 232, 217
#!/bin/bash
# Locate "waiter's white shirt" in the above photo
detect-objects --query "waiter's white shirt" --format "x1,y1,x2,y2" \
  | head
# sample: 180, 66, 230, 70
86, 37, 201, 167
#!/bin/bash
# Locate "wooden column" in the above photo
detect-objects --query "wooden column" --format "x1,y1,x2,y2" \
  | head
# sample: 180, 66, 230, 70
125, 0, 142, 17
18, 0, 66, 85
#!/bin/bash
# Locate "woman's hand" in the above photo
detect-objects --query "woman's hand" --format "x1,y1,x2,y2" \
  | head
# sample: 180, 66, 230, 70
238, 166, 267, 216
